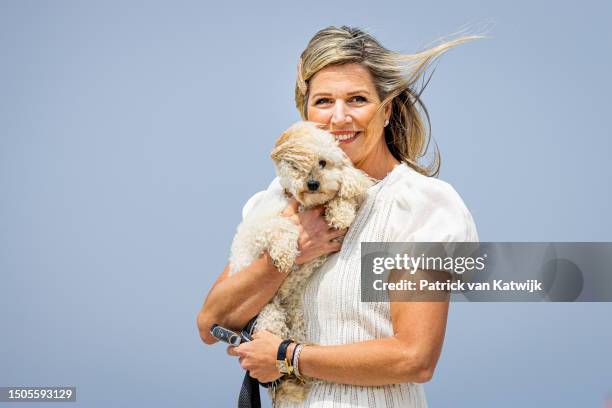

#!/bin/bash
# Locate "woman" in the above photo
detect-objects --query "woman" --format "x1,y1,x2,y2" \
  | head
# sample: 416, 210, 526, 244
198, 26, 480, 407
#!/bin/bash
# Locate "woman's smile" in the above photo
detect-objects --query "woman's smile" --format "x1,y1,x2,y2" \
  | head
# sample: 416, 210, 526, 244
330, 130, 362, 144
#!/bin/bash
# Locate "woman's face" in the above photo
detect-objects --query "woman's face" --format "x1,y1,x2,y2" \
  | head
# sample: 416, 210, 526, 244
306, 63, 390, 165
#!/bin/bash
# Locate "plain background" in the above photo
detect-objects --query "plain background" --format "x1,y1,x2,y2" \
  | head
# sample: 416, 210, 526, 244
1, 1, 611, 407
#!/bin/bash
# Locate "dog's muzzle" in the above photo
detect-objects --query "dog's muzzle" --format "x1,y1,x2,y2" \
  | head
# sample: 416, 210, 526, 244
307, 180, 320, 191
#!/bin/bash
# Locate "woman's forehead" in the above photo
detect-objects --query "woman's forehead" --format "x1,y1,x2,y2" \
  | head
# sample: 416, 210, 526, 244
309, 63, 377, 95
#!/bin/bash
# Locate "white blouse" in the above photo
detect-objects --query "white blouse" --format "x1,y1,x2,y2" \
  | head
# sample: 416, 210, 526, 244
239, 163, 478, 408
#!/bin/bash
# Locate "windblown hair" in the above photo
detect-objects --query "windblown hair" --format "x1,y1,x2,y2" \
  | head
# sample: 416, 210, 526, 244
295, 26, 484, 176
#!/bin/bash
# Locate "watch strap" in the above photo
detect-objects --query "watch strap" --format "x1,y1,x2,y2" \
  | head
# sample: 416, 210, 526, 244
277, 339, 294, 361
276, 339, 295, 375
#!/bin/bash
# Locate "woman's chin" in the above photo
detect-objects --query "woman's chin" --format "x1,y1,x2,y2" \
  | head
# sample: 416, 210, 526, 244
338, 140, 363, 165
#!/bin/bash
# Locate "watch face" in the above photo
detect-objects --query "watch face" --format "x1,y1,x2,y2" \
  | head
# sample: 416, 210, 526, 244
276, 360, 289, 374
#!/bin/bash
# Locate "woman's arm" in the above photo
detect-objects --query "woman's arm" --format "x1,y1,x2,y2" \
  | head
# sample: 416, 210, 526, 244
197, 201, 346, 345
230, 286, 449, 385
295, 300, 448, 385
197, 253, 286, 344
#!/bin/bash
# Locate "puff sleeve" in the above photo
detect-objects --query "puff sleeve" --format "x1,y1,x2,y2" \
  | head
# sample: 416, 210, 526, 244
240, 177, 283, 221
241, 190, 266, 221
387, 171, 479, 243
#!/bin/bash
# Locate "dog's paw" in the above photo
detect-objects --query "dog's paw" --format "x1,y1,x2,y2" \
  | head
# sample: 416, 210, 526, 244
270, 254, 297, 274
267, 217, 300, 273
325, 198, 357, 230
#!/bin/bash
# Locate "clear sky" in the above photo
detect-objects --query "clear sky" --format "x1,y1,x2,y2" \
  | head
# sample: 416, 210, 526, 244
1, 1, 611, 407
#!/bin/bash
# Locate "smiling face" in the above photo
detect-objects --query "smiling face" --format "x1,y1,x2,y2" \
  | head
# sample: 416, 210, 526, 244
306, 63, 391, 166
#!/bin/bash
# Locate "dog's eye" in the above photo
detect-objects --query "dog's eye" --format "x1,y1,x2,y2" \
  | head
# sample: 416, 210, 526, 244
319, 160, 327, 169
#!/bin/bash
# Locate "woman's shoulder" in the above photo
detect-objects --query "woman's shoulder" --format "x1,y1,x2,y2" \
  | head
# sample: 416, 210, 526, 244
241, 177, 283, 220
384, 163, 468, 208
381, 163, 479, 242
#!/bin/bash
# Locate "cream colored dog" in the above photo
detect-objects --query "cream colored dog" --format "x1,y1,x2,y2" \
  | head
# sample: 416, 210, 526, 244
229, 121, 374, 402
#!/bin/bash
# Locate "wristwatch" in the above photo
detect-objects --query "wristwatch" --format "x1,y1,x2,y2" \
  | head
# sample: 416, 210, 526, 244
276, 339, 295, 375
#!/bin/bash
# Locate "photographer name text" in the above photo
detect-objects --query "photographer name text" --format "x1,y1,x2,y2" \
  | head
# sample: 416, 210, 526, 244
373, 279, 543, 293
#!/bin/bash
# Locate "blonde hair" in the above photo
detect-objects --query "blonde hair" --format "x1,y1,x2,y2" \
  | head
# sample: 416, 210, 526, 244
295, 26, 484, 176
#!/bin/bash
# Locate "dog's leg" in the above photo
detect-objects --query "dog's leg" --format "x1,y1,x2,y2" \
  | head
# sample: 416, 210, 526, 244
266, 216, 300, 274
324, 197, 358, 230
276, 257, 326, 301
285, 287, 307, 343
255, 296, 290, 339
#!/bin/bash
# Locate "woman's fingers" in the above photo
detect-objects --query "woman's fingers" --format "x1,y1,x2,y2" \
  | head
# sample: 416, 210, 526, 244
287, 203, 347, 262
228, 346, 247, 369
327, 228, 348, 247
328, 228, 348, 239
281, 199, 300, 217
290, 214, 300, 226
327, 240, 342, 252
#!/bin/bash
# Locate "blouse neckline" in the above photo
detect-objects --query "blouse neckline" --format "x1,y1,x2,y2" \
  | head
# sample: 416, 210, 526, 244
375, 162, 407, 185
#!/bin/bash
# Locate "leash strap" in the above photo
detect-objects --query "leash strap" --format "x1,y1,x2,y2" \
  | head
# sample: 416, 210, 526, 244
236, 316, 262, 408
235, 316, 283, 408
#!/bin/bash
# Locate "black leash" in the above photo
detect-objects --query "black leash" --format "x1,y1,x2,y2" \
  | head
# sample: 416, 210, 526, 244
236, 317, 282, 408
237, 317, 261, 408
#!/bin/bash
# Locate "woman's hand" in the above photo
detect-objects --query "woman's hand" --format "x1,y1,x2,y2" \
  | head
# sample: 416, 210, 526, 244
281, 199, 347, 265
227, 330, 285, 383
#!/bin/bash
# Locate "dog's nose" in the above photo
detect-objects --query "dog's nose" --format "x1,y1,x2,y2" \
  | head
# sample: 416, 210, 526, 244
307, 180, 320, 191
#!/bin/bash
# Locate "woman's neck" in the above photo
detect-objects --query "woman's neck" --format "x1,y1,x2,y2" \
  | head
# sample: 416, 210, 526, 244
356, 144, 401, 180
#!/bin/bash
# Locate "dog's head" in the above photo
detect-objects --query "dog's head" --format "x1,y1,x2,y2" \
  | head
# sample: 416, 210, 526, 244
270, 121, 373, 208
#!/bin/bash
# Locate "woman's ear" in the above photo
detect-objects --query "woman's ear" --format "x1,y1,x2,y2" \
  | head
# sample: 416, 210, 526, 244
384, 101, 392, 124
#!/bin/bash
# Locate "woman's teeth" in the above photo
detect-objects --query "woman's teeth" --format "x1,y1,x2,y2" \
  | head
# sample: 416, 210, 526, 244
334, 132, 359, 141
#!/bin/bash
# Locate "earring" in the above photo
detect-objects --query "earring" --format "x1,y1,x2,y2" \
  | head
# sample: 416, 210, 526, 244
384, 119, 389, 127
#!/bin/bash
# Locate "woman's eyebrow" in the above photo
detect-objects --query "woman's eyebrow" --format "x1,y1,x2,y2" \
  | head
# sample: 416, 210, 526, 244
310, 89, 371, 99
347, 90, 371, 96
310, 92, 332, 99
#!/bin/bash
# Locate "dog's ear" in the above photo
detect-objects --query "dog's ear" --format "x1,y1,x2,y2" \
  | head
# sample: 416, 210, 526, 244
270, 137, 314, 172
271, 122, 312, 162
270, 142, 284, 162
271, 127, 295, 162
338, 165, 375, 202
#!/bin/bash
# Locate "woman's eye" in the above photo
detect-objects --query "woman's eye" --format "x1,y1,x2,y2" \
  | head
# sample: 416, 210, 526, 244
319, 160, 327, 168
314, 98, 331, 105
349, 95, 367, 103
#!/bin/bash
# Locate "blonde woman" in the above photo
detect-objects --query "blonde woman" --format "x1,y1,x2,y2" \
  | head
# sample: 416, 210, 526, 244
198, 26, 480, 407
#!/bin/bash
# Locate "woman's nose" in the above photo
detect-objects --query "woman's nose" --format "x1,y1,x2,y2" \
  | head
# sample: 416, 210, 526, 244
331, 101, 352, 128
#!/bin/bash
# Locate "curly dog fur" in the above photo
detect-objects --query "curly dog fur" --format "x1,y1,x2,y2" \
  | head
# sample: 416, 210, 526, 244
229, 121, 374, 403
